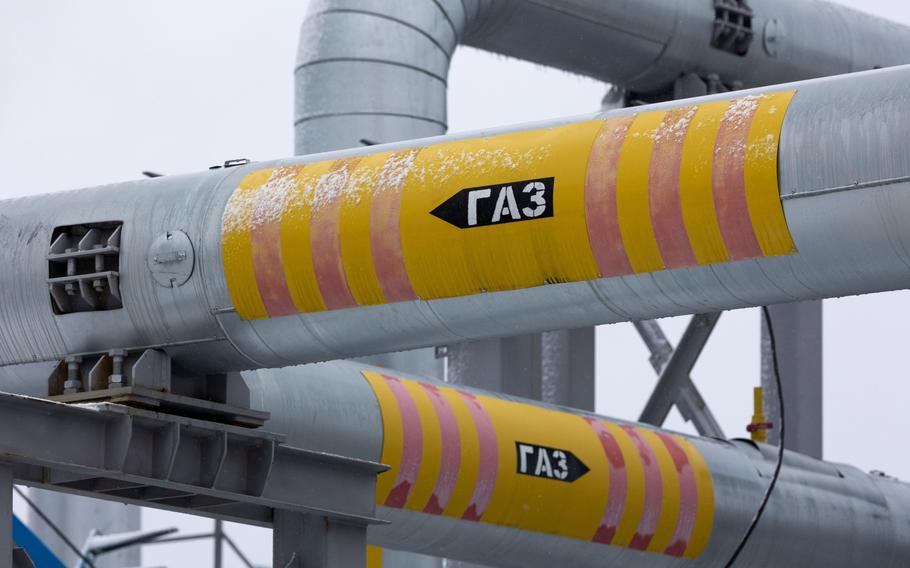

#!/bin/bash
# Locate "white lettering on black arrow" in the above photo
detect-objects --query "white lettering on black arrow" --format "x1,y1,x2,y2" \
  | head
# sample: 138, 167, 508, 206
431, 177, 555, 229
515, 441, 589, 483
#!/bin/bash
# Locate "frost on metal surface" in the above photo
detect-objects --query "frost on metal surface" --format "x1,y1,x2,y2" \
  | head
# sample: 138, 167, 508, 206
651, 107, 698, 143
222, 92, 798, 323
251, 169, 297, 227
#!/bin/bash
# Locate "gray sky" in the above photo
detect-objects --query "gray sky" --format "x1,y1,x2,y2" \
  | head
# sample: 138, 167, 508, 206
3, 1, 910, 566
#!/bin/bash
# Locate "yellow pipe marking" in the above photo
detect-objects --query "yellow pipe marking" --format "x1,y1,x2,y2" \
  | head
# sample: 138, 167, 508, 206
615, 111, 667, 273
222, 168, 272, 320
676, 435, 715, 558
362, 373, 716, 558
223, 92, 798, 318
605, 421, 645, 547
366, 545, 383, 568
679, 100, 731, 265
281, 161, 335, 313
362, 371, 402, 504
479, 396, 606, 539
399, 121, 602, 300
401, 379, 442, 512
638, 428, 680, 553
745, 91, 797, 256
439, 388, 479, 519
340, 152, 391, 306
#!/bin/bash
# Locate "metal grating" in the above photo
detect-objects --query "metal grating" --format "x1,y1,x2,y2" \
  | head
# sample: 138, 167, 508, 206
47, 222, 123, 314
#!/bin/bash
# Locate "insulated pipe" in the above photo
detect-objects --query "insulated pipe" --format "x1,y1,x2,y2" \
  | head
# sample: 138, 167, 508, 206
295, 0, 910, 153
244, 360, 910, 567
2, 66, 910, 372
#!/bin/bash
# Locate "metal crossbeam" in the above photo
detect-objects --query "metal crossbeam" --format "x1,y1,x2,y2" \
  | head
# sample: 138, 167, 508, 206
633, 320, 724, 438
0, 392, 385, 530
638, 313, 722, 429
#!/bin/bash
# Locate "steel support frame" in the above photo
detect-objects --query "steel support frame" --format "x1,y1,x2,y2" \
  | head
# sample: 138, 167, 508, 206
633, 320, 725, 437
447, 329, 595, 410
0, 392, 384, 568
273, 510, 366, 568
639, 313, 722, 428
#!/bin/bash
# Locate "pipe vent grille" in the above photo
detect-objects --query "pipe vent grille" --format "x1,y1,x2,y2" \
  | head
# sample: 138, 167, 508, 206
712, 0, 753, 56
47, 222, 123, 314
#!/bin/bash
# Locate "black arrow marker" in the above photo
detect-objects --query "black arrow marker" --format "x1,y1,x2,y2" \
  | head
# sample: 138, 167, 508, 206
515, 441, 590, 483
431, 177, 555, 229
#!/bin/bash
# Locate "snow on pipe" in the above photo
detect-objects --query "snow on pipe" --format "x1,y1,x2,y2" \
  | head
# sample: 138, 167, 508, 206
2, 65, 910, 373
245, 360, 910, 567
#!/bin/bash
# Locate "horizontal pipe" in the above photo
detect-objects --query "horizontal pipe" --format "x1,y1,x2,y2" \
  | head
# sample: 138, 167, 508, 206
463, 0, 910, 94
296, 0, 910, 153
2, 66, 910, 372
244, 360, 910, 567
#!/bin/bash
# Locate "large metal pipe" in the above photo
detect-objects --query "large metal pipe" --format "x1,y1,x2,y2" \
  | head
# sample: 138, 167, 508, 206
295, 0, 910, 153
2, 66, 910, 373
244, 360, 910, 567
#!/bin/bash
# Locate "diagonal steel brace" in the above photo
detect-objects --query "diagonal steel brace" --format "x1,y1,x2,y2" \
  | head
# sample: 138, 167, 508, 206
636, 314, 724, 437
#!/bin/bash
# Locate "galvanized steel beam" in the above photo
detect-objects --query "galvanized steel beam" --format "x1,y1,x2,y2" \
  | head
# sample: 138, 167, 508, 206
273, 510, 367, 568
0, 393, 384, 530
639, 313, 721, 427
633, 320, 724, 438
447, 330, 595, 411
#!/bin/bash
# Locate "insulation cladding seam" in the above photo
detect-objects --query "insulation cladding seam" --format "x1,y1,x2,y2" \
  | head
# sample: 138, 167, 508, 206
362, 371, 715, 559
222, 91, 797, 321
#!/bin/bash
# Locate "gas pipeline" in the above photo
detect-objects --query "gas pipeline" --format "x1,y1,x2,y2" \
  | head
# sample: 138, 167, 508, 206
243, 360, 910, 567
2, 65, 910, 376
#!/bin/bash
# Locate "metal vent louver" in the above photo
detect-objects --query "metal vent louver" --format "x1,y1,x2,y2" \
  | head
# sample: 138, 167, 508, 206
712, 0, 754, 56
47, 222, 123, 314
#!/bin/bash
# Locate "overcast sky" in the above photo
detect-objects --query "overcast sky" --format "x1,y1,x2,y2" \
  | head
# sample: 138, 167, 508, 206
3, 1, 910, 566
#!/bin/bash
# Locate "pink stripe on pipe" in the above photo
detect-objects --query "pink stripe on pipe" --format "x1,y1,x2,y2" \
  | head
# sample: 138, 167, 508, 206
585, 116, 636, 277
713, 98, 762, 259
585, 418, 627, 544
656, 433, 698, 557
371, 150, 420, 303
457, 391, 498, 521
310, 159, 360, 310
252, 217, 298, 317
622, 426, 663, 550
648, 107, 698, 268
382, 375, 423, 508
420, 384, 462, 514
